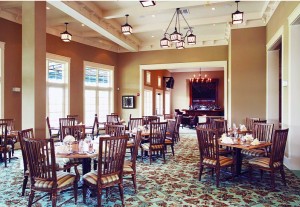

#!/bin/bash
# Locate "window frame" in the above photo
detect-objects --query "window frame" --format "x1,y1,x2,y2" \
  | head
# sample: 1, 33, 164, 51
143, 87, 153, 116
146, 71, 151, 85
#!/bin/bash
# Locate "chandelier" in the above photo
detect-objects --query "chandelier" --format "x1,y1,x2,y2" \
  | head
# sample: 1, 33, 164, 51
189, 68, 211, 83
61, 23, 72, 42
232, 1, 243, 25
160, 8, 196, 49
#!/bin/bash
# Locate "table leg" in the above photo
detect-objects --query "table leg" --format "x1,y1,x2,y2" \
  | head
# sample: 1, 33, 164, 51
235, 148, 242, 176
82, 158, 92, 175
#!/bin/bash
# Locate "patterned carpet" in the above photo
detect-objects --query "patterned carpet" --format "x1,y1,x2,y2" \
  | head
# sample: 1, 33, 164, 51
1, 129, 300, 207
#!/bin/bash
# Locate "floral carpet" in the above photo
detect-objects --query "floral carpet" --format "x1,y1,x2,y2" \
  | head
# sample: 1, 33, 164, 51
1, 129, 300, 207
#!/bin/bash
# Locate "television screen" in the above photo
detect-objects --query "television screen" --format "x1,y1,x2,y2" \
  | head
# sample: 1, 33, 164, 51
166, 77, 174, 89
191, 81, 217, 101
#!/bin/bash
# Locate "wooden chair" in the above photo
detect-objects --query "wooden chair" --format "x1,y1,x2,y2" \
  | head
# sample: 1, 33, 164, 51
123, 130, 142, 193
197, 122, 213, 129
59, 117, 75, 141
249, 129, 289, 190
174, 115, 182, 143
61, 125, 86, 141
67, 114, 79, 121
165, 119, 176, 156
129, 117, 144, 131
0, 118, 16, 155
141, 122, 167, 164
46, 117, 60, 140
18, 128, 34, 196
23, 138, 79, 207
106, 114, 120, 125
0, 123, 12, 167
142, 115, 159, 125
213, 119, 228, 135
196, 128, 234, 187
82, 135, 128, 206
245, 117, 260, 131
241, 123, 274, 157
85, 114, 99, 138
105, 124, 126, 136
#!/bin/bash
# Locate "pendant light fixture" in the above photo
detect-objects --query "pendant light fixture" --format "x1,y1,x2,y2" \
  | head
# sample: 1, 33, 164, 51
60, 22, 72, 42
121, 14, 132, 35
232, 1, 243, 25
140, 1, 156, 7
189, 68, 211, 83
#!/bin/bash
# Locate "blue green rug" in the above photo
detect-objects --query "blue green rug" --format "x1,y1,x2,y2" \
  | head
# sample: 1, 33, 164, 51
1, 130, 300, 206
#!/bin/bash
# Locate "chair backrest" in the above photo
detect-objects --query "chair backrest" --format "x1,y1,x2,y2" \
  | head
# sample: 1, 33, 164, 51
106, 114, 120, 125
143, 116, 160, 125
270, 129, 289, 167
131, 131, 142, 170
164, 114, 173, 120
254, 120, 267, 124
166, 119, 176, 140
175, 115, 182, 133
105, 124, 126, 136
197, 123, 213, 129
59, 118, 76, 140
23, 138, 57, 188
18, 128, 35, 174
61, 125, 85, 141
67, 115, 79, 121
149, 122, 167, 146
252, 123, 274, 142
196, 128, 220, 163
0, 119, 14, 131
129, 118, 143, 131
97, 135, 128, 184
46, 116, 51, 135
213, 119, 228, 135
245, 117, 260, 131
0, 123, 8, 148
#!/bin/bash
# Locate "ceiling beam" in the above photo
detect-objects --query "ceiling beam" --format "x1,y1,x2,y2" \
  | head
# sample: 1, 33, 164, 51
47, 0, 139, 52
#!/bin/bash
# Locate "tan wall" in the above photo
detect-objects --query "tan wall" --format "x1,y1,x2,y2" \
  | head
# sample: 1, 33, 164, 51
230, 27, 266, 125
171, 71, 224, 112
117, 46, 228, 121
0, 18, 22, 130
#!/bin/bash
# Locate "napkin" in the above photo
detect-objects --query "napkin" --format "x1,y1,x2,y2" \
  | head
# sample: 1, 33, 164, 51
63, 135, 75, 144
243, 134, 254, 142
221, 136, 234, 144
251, 138, 260, 145
240, 124, 247, 131
220, 133, 227, 141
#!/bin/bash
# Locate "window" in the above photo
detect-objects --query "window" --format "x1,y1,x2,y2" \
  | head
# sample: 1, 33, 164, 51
165, 91, 171, 114
144, 89, 153, 116
46, 53, 70, 128
146, 71, 151, 85
84, 61, 114, 125
0, 42, 4, 118
156, 90, 163, 115
158, 76, 162, 88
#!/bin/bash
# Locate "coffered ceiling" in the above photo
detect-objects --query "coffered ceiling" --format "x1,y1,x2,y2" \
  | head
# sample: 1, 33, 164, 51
0, 1, 279, 53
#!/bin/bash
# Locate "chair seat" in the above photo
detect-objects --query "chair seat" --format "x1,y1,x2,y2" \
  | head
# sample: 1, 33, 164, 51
241, 149, 265, 157
126, 142, 134, 148
203, 156, 233, 166
83, 171, 119, 185
124, 160, 132, 167
249, 157, 282, 168
141, 143, 164, 150
34, 171, 76, 189
165, 139, 173, 144
0, 145, 12, 152
123, 165, 134, 174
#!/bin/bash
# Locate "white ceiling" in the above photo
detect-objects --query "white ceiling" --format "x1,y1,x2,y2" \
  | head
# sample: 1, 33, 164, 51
0, 0, 279, 54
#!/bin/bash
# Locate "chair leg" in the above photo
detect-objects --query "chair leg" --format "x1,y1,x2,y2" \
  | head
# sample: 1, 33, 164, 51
97, 188, 102, 207
249, 165, 253, 183
22, 175, 28, 196
93, 160, 98, 170
132, 174, 137, 193
280, 167, 286, 186
199, 164, 203, 181
28, 190, 35, 207
73, 181, 78, 204
118, 183, 125, 207
216, 168, 220, 188
82, 184, 87, 204
149, 150, 152, 165
162, 150, 166, 163
4, 152, 7, 167
270, 171, 275, 191
51, 192, 57, 207
171, 145, 174, 156
260, 169, 264, 180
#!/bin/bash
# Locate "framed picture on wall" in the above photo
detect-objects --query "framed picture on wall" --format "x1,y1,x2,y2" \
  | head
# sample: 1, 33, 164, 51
122, 96, 135, 109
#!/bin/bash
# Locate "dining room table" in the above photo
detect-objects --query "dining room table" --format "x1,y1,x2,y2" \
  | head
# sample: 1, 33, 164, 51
219, 138, 271, 176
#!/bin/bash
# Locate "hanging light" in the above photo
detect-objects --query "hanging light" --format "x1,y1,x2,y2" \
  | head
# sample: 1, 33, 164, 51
232, 1, 243, 25
140, 1, 156, 7
189, 68, 212, 83
121, 14, 132, 35
60, 23, 72, 42
160, 8, 196, 49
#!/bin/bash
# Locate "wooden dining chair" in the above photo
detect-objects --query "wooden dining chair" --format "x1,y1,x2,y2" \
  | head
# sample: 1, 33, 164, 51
245, 117, 260, 131
23, 137, 79, 207
196, 128, 234, 187
165, 119, 176, 156
249, 129, 289, 190
0, 123, 12, 167
59, 117, 76, 141
67, 114, 79, 121
0, 118, 16, 155
105, 124, 126, 136
140, 122, 167, 164
241, 123, 274, 157
61, 125, 86, 141
106, 114, 120, 125
213, 119, 228, 135
46, 116, 60, 141
129, 117, 144, 131
18, 128, 34, 196
123, 130, 142, 193
82, 135, 128, 206
85, 114, 99, 138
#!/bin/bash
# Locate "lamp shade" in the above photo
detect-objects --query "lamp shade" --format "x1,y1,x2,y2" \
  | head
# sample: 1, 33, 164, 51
160, 36, 170, 48
176, 40, 185, 49
61, 23, 72, 42
187, 33, 196, 45
232, 10, 243, 24
122, 14, 132, 35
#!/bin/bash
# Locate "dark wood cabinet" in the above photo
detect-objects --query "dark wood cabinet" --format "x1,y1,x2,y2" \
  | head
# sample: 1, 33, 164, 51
184, 109, 224, 117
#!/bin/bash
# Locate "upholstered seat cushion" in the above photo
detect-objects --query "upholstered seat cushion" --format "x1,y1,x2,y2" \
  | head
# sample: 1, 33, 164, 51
241, 149, 265, 157
249, 157, 282, 168
83, 171, 119, 185
141, 143, 164, 150
126, 142, 134, 148
123, 165, 134, 174
203, 156, 233, 166
124, 160, 132, 167
164, 139, 173, 144
34, 171, 75, 189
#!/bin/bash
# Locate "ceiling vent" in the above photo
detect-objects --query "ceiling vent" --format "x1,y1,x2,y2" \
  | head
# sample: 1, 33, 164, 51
181, 8, 190, 15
